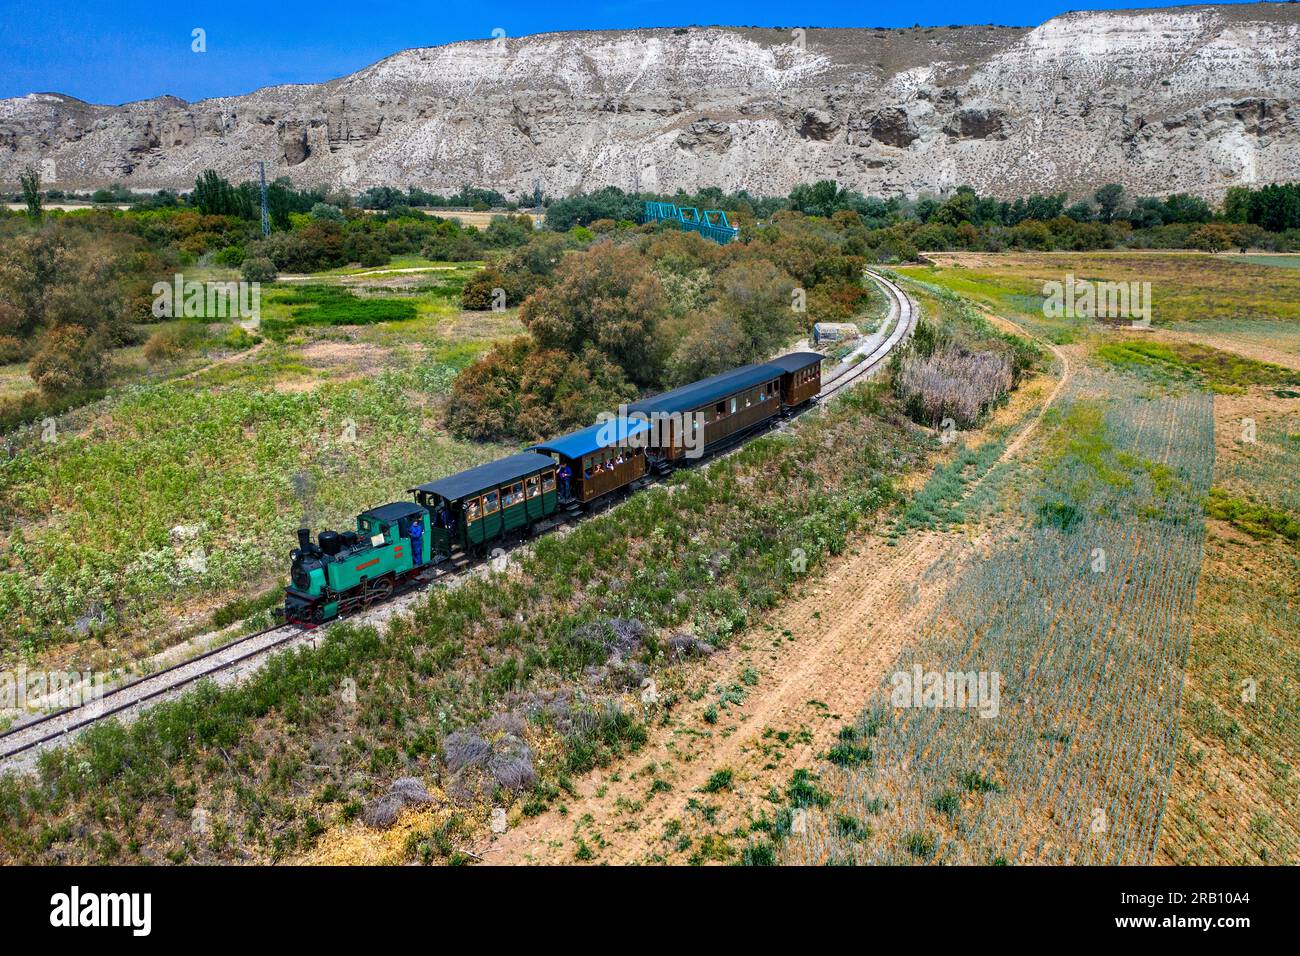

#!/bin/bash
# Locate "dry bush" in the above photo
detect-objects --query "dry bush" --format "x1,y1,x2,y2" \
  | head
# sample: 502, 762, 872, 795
362, 777, 434, 828
143, 324, 204, 364
361, 795, 403, 829
389, 777, 433, 806
442, 731, 491, 773
896, 346, 1012, 428
486, 735, 536, 791
667, 633, 715, 661
28, 324, 110, 397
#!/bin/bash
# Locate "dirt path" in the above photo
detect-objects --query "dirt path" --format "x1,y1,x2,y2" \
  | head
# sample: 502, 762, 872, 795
173, 339, 268, 383
480, 528, 986, 864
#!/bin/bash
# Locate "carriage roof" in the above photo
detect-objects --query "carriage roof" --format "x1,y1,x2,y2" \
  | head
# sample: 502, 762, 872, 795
410, 452, 556, 502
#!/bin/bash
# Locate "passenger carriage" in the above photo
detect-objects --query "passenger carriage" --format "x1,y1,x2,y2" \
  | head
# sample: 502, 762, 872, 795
627, 351, 824, 464
528, 416, 653, 507
766, 351, 823, 408
626, 364, 784, 463
410, 451, 558, 559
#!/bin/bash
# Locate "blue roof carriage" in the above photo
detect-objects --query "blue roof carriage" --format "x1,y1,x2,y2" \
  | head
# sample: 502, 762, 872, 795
409, 452, 556, 503
528, 416, 653, 461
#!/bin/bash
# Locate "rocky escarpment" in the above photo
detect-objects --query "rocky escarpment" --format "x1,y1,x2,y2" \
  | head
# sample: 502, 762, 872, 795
2, 3, 1298, 200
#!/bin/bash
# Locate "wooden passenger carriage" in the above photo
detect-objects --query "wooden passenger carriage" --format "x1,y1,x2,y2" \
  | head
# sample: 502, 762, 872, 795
625, 351, 824, 463
529, 416, 651, 505
765, 351, 823, 408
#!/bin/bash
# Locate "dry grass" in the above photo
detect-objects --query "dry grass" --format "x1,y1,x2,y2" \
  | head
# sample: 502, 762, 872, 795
909, 251, 1300, 328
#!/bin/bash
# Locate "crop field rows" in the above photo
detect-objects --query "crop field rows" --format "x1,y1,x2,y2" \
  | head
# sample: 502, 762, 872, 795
785, 371, 1216, 865
1160, 396, 1299, 864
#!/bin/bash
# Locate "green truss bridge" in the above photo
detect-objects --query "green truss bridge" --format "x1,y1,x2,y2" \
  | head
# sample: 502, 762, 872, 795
643, 202, 739, 244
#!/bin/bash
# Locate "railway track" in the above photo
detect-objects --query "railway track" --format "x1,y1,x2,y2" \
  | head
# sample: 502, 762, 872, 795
0, 272, 919, 770
0, 623, 300, 763
819, 268, 917, 400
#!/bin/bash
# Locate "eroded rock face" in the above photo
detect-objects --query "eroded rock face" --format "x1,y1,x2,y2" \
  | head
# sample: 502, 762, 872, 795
676, 119, 733, 154
279, 121, 310, 166
2, 4, 1297, 199
945, 106, 1008, 140
798, 108, 840, 141
865, 106, 920, 148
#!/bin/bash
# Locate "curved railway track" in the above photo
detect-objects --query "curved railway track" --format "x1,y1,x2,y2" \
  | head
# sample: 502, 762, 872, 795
0, 271, 918, 769
819, 269, 917, 399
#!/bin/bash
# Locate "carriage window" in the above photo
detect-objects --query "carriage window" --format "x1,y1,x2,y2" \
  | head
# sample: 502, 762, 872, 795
542, 470, 556, 493
730, 397, 737, 413
715, 401, 725, 416
511, 482, 524, 503
526, 475, 540, 498
482, 490, 499, 514
466, 498, 481, 521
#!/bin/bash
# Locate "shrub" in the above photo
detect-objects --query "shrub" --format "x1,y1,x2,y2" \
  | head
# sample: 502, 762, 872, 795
0, 334, 27, 364
143, 324, 204, 364
213, 245, 246, 267
241, 256, 277, 283
28, 325, 109, 396
310, 202, 345, 223
445, 337, 636, 441
895, 346, 1013, 428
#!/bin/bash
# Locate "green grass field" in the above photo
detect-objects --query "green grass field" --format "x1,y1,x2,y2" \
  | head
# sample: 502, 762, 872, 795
0, 256, 510, 668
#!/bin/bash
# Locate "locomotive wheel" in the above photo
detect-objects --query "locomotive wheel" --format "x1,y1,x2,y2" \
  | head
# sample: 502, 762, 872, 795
365, 577, 393, 606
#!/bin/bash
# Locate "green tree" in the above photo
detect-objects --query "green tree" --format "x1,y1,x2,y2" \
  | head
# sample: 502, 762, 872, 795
789, 180, 854, 218
193, 170, 243, 217
446, 337, 635, 441
1094, 183, 1125, 223
1222, 186, 1252, 224
934, 188, 978, 226
666, 259, 798, 385
520, 242, 666, 386
19, 165, 42, 220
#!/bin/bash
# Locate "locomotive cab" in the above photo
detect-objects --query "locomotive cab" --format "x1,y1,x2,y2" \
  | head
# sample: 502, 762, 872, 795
284, 502, 431, 625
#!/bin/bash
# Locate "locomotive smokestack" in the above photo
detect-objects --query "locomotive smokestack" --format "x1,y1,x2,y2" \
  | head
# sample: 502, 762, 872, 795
297, 528, 311, 552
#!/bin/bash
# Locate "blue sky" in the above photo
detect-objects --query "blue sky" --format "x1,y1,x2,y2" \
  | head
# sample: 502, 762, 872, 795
0, 0, 1265, 105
